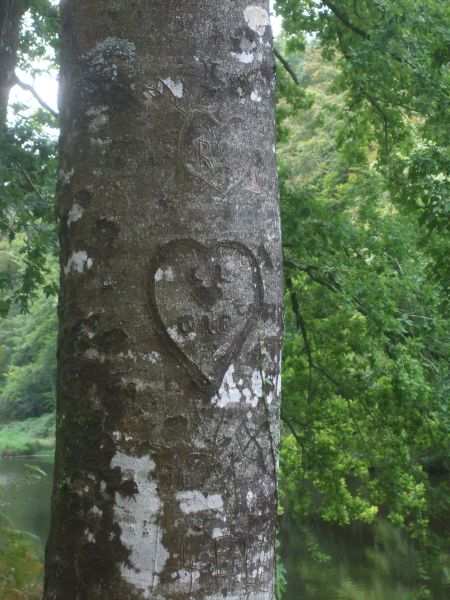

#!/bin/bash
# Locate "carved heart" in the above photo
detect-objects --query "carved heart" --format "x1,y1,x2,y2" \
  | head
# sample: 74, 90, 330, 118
148, 240, 263, 392
178, 111, 252, 196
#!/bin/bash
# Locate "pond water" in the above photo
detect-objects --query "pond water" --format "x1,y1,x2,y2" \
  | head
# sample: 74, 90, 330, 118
0, 454, 54, 554
0, 456, 448, 599
280, 513, 448, 600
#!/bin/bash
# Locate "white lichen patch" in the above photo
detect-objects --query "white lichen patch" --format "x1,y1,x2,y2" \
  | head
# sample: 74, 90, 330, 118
167, 326, 185, 345
244, 6, 270, 36
212, 527, 227, 539
86, 105, 109, 132
186, 527, 204, 537
90, 505, 103, 517
67, 203, 84, 225
162, 77, 184, 98
155, 267, 175, 282
85, 37, 136, 80
59, 167, 74, 185
176, 490, 223, 514
84, 348, 102, 361
111, 451, 169, 596
252, 368, 263, 397
250, 89, 262, 102
112, 431, 133, 443
276, 366, 282, 397
117, 350, 161, 364
170, 569, 200, 591
84, 528, 95, 543
212, 365, 262, 408
212, 364, 242, 407
231, 51, 255, 63
246, 490, 255, 511
89, 137, 112, 149
64, 251, 93, 275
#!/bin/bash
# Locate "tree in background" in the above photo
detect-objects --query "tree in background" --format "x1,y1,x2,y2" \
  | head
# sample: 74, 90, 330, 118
273, 0, 449, 593
0, 1, 24, 126
0, 0, 59, 316
275, 0, 450, 279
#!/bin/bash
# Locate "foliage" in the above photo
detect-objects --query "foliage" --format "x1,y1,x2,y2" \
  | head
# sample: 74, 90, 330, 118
0, 0, 58, 316
275, 537, 288, 600
0, 273, 56, 422
274, 0, 450, 205
276, 41, 449, 595
18, 0, 60, 74
281, 517, 449, 600
0, 111, 58, 316
275, 0, 450, 289
0, 413, 54, 457
0, 500, 43, 599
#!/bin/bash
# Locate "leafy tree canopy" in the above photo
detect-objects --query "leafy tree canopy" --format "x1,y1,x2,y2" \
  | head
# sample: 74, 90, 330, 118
273, 2, 449, 591
275, 0, 450, 287
0, 0, 58, 315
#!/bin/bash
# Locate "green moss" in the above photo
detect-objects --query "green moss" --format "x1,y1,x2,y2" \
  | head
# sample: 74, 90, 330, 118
0, 413, 55, 457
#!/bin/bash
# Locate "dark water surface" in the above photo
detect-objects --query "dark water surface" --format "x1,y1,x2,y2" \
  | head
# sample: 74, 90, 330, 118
0, 454, 54, 553
280, 512, 449, 600
1, 456, 448, 599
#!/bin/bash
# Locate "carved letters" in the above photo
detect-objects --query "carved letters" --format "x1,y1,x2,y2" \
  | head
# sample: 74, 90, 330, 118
178, 111, 255, 196
148, 240, 263, 391
147, 77, 263, 195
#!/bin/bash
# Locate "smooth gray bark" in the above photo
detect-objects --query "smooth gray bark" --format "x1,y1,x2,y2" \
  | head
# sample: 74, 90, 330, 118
44, 1, 283, 598
0, 0, 24, 127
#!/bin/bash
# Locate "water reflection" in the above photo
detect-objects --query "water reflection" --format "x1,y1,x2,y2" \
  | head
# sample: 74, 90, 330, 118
1, 456, 448, 599
0, 454, 54, 555
280, 514, 449, 600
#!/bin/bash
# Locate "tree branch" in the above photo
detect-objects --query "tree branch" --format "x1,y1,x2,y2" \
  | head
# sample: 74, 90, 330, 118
286, 275, 314, 405
281, 411, 303, 446
274, 48, 300, 85
332, 3, 417, 72
12, 73, 58, 117
362, 91, 390, 155
283, 277, 373, 452
284, 258, 369, 317
16, 162, 50, 205
284, 259, 341, 294
321, 0, 369, 39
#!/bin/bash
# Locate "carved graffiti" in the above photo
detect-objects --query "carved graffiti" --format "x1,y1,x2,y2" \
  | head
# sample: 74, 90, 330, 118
145, 79, 262, 195
148, 239, 263, 392
178, 111, 260, 196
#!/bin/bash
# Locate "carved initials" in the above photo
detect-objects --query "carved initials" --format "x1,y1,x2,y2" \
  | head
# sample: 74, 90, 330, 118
148, 239, 263, 391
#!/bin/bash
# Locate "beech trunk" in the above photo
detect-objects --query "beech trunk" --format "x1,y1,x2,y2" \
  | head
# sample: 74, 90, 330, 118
0, 0, 24, 128
44, 1, 283, 598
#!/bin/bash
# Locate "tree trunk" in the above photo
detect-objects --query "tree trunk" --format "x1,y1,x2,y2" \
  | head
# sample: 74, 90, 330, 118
0, 0, 23, 128
44, 1, 282, 598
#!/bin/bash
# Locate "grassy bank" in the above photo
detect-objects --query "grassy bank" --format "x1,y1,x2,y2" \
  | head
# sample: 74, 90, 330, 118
0, 413, 55, 457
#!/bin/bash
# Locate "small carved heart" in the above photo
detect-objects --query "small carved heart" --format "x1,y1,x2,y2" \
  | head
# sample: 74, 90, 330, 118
179, 111, 253, 196
148, 239, 263, 392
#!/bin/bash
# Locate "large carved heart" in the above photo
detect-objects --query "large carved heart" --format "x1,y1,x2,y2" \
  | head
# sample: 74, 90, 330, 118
178, 111, 252, 196
148, 240, 263, 392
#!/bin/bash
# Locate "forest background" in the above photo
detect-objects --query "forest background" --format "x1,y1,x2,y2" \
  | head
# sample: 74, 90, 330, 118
0, 1, 448, 599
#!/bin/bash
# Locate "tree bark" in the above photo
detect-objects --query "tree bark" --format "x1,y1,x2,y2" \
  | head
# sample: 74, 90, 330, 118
0, 0, 24, 128
44, 1, 282, 598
